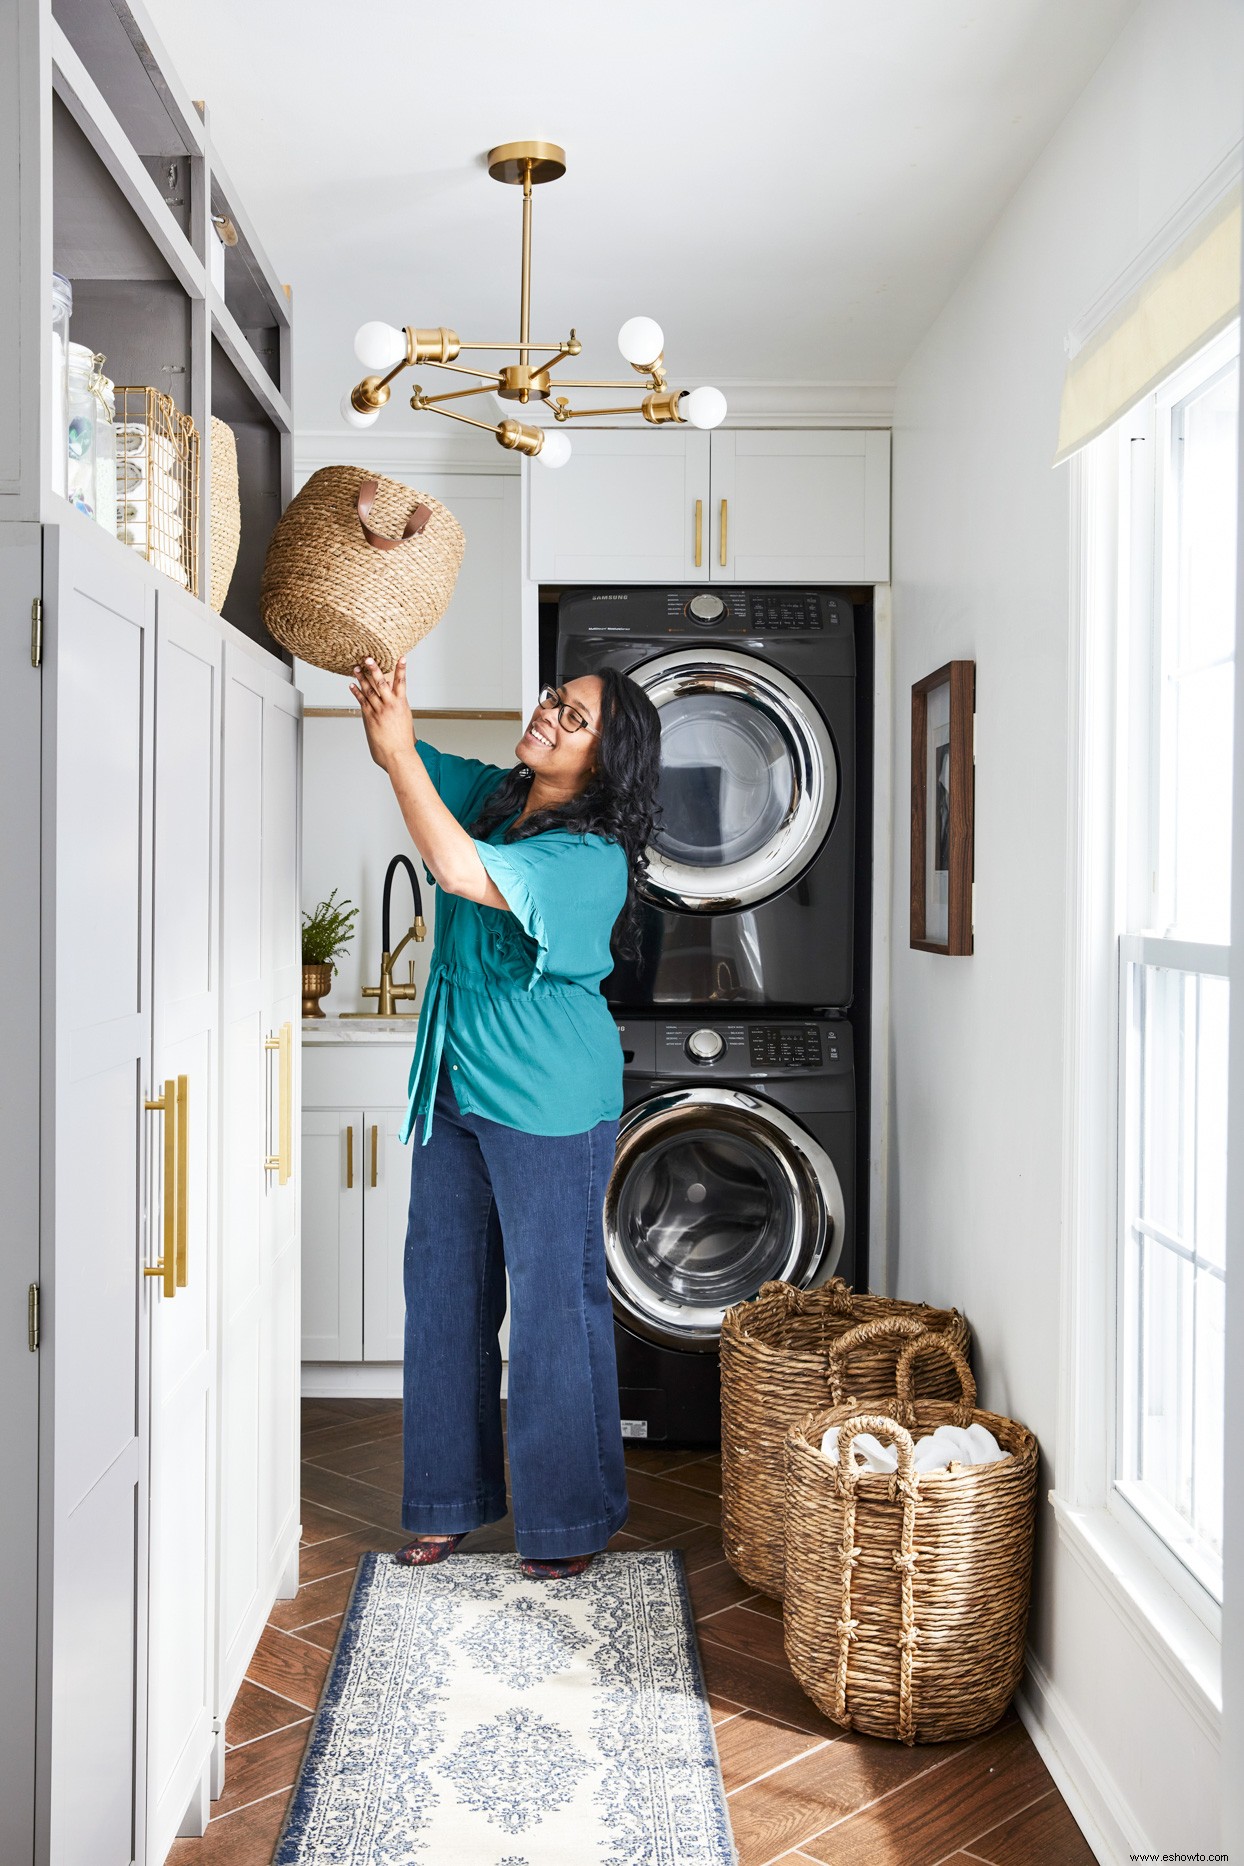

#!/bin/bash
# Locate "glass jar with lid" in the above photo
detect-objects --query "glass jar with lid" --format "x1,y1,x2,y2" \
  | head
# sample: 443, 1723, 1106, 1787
94, 371, 117, 536
50, 274, 72, 499
66, 342, 99, 519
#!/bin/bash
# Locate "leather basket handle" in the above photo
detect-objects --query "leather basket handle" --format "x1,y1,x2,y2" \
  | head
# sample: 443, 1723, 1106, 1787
357, 478, 432, 550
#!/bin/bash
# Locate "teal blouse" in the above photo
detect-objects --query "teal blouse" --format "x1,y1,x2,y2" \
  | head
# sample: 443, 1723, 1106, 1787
400, 742, 628, 1144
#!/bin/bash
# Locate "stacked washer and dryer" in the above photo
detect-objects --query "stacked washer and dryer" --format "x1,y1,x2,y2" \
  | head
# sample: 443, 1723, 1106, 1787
555, 585, 867, 1445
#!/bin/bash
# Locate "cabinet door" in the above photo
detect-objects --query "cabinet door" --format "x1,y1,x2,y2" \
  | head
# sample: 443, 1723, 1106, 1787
295, 472, 520, 712
710, 430, 891, 582
526, 430, 710, 583
42, 519, 153, 1866
147, 587, 222, 1853
301, 1112, 364, 1360
362, 1111, 412, 1363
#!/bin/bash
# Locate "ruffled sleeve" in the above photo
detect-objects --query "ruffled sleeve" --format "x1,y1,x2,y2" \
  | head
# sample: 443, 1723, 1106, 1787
473, 831, 628, 990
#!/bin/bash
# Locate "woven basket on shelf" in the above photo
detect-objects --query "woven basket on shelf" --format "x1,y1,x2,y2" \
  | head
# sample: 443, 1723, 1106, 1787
783, 1325, 1038, 1745
209, 416, 241, 614
720, 1280, 971, 1598
259, 466, 465, 674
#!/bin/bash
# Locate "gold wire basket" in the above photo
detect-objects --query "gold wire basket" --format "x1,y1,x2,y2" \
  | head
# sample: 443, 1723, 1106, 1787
115, 386, 200, 596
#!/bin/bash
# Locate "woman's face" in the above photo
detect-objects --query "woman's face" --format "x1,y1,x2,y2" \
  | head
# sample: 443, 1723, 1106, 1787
516, 675, 604, 792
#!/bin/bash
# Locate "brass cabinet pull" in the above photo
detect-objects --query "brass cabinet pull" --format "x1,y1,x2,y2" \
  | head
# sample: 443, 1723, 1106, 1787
719, 498, 728, 568
694, 498, 703, 568
143, 1078, 178, 1298
370, 1124, 378, 1189
346, 1124, 355, 1190
175, 1074, 189, 1286
264, 1022, 294, 1184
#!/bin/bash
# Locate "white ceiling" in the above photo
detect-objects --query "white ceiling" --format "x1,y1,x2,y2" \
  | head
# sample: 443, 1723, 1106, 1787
145, 0, 1136, 429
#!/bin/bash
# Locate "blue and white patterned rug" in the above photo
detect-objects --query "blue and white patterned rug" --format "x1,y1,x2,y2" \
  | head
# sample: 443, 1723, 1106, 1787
275, 1549, 737, 1865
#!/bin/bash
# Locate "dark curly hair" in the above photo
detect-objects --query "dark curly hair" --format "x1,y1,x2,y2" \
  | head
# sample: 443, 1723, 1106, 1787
468, 665, 662, 961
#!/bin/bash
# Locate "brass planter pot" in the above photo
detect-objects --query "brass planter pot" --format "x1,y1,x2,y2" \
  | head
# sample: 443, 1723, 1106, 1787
302, 963, 334, 1019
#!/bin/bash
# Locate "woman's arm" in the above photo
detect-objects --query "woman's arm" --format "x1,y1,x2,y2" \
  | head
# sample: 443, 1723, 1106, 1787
349, 657, 510, 907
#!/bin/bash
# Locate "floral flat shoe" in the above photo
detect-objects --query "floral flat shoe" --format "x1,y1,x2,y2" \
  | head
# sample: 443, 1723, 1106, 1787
393, 1533, 466, 1567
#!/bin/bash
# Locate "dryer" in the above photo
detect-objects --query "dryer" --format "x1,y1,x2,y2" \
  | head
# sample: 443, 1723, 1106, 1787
556, 585, 856, 1012
608, 1012, 855, 1445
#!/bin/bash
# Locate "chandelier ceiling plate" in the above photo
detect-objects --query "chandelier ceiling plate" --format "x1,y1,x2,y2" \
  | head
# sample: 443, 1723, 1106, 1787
486, 140, 567, 186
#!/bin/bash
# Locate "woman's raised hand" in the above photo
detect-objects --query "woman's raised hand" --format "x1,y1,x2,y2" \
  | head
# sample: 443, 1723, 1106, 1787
349, 656, 415, 772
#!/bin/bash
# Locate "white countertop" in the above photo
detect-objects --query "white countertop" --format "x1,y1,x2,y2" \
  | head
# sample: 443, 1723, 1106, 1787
302, 1014, 421, 1046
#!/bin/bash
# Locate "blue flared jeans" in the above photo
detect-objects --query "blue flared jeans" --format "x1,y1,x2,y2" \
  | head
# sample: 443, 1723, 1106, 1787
401, 1063, 629, 1559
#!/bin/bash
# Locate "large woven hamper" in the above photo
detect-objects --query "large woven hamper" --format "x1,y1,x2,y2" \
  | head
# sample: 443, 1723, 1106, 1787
260, 466, 465, 674
783, 1327, 1038, 1745
720, 1281, 971, 1598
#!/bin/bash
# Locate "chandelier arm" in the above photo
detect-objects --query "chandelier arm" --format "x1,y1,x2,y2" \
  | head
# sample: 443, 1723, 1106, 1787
455, 341, 567, 354
414, 359, 504, 385
519, 161, 533, 354
418, 403, 505, 435
418, 383, 503, 406
550, 377, 666, 390
555, 403, 652, 419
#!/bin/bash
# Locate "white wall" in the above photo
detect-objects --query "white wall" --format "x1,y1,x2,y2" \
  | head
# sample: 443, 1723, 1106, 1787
888, 0, 1242, 1855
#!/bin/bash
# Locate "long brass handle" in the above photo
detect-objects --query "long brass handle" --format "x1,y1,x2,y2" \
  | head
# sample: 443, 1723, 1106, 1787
719, 498, 728, 569
370, 1124, 378, 1189
278, 1021, 293, 1186
264, 1031, 280, 1175
176, 1074, 189, 1286
143, 1079, 177, 1298
694, 498, 703, 568
346, 1124, 354, 1190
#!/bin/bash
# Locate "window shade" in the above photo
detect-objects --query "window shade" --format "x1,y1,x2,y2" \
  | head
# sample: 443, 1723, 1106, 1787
1054, 186, 1241, 465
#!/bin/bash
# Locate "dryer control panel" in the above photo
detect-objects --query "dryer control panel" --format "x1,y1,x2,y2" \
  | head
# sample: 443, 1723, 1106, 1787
559, 586, 853, 640
617, 1017, 850, 1078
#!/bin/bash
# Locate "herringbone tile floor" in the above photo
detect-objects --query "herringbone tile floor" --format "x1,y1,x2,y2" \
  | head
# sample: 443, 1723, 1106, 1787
170, 1398, 1096, 1865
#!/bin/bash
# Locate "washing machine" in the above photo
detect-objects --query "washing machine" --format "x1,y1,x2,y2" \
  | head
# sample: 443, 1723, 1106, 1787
607, 1012, 856, 1446
556, 585, 856, 1012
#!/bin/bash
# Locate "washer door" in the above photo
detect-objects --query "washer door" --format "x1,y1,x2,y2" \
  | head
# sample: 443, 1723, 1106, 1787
604, 1086, 845, 1350
632, 648, 838, 911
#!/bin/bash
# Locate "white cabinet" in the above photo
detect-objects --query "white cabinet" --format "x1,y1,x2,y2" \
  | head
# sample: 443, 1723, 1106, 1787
364, 1111, 414, 1363
300, 1105, 407, 1363
295, 471, 522, 711
525, 428, 891, 585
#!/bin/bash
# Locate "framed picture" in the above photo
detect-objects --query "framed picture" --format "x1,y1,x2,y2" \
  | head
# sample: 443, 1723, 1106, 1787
910, 660, 975, 955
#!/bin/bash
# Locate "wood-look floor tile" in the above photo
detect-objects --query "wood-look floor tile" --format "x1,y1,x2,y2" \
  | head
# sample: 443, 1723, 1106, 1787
965, 1785, 1096, 1865
300, 1413, 403, 1457
798, 1718, 1044, 1866
167, 1785, 289, 1862
302, 1437, 403, 1476
615, 1495, 702, 1541
698, 1602, 790, 1670
459, 1512, 516, 1554
298, 1462, 409, 1534
663, 1452, 722, 1494
696, 1638, 843, 1739
685, 1558, 762, 1621
623, 1444, 706, 1474
293, 1613, 343, 1653
607, 1528, 650, 1551
225, 1679, 313, 1751
714, 1708, 831, 1794
626, 1467, 723, 1527
744, 1590, 783, 1620
651, 1521, 729, 1570
727, 1724, 973, 1866
266, 1565, 360, 1632
299, 1499, 370, 1546
216, 1720, 310, 1818
247, 1625, 332, 1712
297, 1526, 403, 1583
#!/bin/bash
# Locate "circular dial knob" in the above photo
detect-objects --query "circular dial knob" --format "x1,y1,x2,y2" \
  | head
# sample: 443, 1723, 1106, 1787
686, 1027, 726, 1063
687, 592, 726, 625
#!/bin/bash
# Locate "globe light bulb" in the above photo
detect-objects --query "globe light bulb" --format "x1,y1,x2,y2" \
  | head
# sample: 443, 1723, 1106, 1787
535, 429, 572, 469
353, 321, 407, 372
340, 390, 381, 429
679, 386, 728, 430
617, 316, 664, 368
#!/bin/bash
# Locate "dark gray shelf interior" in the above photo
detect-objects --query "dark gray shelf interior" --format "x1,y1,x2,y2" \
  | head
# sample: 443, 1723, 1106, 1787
212, 337, 287, 660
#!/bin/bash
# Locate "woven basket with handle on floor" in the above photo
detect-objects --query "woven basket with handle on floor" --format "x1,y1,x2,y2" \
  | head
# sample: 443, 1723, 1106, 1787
783, 1323, 1038, 1745
720, 1280, 971, 1599
259, 465, 465, 674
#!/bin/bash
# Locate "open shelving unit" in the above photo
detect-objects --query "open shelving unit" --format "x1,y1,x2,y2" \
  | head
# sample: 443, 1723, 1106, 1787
38, 0, 293, 650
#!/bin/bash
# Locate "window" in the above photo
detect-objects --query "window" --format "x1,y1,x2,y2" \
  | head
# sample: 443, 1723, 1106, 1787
1111, 324, 1237, 1606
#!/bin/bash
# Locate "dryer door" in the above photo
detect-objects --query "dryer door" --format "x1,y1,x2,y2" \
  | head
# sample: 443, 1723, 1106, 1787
632, 648, 838, 910
604, 1086, 845, 1350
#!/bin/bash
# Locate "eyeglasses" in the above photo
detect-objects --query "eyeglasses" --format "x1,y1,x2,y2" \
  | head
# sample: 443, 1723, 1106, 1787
536, 684, 598, 736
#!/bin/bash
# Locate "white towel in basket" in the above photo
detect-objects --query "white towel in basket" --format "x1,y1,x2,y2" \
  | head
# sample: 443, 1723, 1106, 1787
820, 1420, 1009, 1473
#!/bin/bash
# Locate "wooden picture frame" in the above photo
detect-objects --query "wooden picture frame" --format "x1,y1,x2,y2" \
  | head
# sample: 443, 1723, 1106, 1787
911, 660, 975, 954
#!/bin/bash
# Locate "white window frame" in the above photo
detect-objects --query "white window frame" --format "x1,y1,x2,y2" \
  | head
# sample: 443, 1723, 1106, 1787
1056, 324, 1237, 1725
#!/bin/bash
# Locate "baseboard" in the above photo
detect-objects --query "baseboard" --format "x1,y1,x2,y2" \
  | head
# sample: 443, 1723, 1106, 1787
1015, 1646, 1146, 1865
301, 1361, 510, 1399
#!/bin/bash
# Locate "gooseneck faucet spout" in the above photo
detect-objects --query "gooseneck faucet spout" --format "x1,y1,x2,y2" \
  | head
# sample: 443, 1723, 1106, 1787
361, 854, 428, 1017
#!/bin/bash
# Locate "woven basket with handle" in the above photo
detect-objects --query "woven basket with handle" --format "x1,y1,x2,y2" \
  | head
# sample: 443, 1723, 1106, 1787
720, 1280, 971, 1598
208, 416, 241, 615
783, 1323, 1038, 1745
259, 466, 465, 674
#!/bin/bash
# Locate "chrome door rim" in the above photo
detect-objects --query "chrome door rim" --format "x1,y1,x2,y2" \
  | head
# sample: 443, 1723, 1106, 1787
632, 648, 838, 911
604, 1086, 845, 1350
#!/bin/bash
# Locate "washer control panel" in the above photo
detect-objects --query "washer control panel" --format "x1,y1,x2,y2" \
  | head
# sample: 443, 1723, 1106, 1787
562, 587, 852, 638
617, 1018, 849, 1077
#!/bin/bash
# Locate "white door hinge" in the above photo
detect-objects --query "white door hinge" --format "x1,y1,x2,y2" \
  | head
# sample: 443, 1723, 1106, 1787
30, 598, 42, 668
28, 1283, 40, 1351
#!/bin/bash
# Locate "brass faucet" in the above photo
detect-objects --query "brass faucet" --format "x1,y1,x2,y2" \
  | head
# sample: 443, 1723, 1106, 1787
348, 854, 427, 1019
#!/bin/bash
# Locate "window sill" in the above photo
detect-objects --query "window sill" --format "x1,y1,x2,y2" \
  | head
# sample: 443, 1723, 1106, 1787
1049, 1491, 1221, 1742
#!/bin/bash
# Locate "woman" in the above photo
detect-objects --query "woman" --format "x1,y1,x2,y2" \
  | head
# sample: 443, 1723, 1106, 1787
350, 653, 661, 1579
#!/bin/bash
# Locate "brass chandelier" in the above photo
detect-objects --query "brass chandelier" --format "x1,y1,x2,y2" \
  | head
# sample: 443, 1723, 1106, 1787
341, 139, 726, 467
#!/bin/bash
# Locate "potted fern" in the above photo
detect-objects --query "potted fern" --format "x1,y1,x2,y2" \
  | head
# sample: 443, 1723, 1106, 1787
301, 890, 360, 1018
